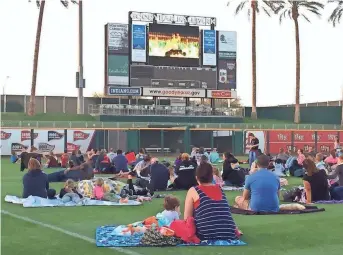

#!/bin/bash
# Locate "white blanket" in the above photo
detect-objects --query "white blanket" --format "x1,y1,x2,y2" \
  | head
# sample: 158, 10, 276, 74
4, 195, 141, 208
222, 186, 244, 191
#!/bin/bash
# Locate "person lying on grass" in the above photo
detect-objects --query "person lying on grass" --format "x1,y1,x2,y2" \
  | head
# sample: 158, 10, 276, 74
184, 162, 238, 241
235, 154, 280, 212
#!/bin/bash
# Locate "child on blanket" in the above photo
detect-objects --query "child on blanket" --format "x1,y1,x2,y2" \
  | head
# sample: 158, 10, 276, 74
93, 178, 125, 203
212, 167, 224, 187
161, 195, 181, 223
59, 179, 83, 203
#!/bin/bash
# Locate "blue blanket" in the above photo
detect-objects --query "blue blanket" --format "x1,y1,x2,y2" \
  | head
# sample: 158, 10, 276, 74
315, 200, 343, 204
96, 226, 247, 247
5, 195, 141, 208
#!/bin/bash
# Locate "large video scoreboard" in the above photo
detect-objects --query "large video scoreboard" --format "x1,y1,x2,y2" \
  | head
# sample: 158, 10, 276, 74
104, 11, 237, 98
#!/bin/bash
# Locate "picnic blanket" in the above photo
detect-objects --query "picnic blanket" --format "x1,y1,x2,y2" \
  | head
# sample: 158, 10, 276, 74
230, 205, 325, 215
4, 195, 141, 208
222, 186, 244, 191
96, 226, 247, 247
315, 200, 343, 204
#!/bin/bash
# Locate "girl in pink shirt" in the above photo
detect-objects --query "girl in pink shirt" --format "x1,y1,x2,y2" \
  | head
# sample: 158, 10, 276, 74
93, 178, 105, 200
297, 149, 306, 165
213, 167, 224, 187
325, 150, 338, 165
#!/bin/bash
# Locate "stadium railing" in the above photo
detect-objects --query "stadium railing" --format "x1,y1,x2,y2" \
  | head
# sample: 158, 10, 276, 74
88, 104, 244, 117
1, 120, 342, 130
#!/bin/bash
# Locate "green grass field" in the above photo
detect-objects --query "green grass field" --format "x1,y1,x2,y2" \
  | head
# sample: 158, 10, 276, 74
2, 159, 343, 255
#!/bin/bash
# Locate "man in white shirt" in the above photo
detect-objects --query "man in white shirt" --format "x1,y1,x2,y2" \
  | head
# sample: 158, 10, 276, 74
107, 148, 117, 162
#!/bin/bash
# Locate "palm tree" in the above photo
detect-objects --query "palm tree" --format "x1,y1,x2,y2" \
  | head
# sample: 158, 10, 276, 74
227, 1, 282, 120
277, 1, 324, 124
328, 0, 343, 26
28, 0, 78, 116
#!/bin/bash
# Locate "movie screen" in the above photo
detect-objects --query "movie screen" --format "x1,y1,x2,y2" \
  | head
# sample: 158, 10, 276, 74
148, 24, 200, 67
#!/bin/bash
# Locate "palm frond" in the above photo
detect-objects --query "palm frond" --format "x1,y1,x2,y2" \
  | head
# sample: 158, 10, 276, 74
328, 0, 343, 26
277, 0, 324, 22
60, 0, 69, 8
234, 1, 249, 16
36, 0, 40, 8
301, 14, 311, 22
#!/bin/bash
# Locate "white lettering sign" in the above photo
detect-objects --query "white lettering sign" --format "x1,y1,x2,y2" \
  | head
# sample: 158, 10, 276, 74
130, 12, 216, 26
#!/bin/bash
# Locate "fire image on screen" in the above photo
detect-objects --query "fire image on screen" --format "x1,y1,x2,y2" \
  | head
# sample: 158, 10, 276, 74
149, 24, 199, 59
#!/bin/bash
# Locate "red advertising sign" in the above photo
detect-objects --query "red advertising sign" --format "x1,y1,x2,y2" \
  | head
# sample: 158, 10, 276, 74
207, 90, 233, 99
293, 131, 315, 153
268, 131, 292, 154
317, 131, 338, 154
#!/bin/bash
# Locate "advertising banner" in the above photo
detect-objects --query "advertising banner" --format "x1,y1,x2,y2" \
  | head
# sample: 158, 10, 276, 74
67, 130, 95, 154
207, 90, 237, 99
108, 54, 129, 85
317, 131, 339, 154
218, 31, 237, 59
0, 129, 95, 155
142, 87, 206, 98
268, 131, 293, 154
1, 129, 34, 155
107, 23, 128, 54
108, 87, 141, 96
202, 30, 216, 66
217, 59, 236, 90
33, 130, 65, 153
244, 131, 340, 155
132, 24, 147, 63
130, 65, 217, 89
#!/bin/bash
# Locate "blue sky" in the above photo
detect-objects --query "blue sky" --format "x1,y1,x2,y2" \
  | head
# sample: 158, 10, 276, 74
0, 0, 342, 106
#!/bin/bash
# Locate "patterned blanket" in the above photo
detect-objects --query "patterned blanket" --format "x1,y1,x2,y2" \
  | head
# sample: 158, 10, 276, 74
4, 195, 141, 208
96, 226, 247, 247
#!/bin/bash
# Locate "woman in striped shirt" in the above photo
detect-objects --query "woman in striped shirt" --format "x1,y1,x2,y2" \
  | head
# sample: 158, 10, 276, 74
184, 162, 237, 241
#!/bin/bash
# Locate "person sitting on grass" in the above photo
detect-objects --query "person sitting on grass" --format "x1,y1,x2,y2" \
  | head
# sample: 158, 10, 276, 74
59, 179, 83, 203
314, 153, 327, 173
161, 195, 181, 223
222, 152, 245, 187
10, 150, 18, 163
112, 149, 128, 174
302, 159, 330, 203
184, 162, 238, 241
325, 150, 338, 166
70, 150, 81, 166
172, 153, 197, 190
209, 148, 220, 164
60, 149, 69, 168
23, 158, 49, 199
327, 154, 343, 200
212, 167, 224, 187
235, 155, 280, 212
44, 151, 59, 168
276, 148, 289, 163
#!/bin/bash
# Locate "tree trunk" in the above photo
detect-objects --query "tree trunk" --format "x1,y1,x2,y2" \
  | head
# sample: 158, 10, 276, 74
294, 17, 301, 124
251, 2, 257, 119
28, 0, 45, 116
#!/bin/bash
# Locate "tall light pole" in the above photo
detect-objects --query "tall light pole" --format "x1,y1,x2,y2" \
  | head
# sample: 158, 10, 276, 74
3, 76, 10, 113
77, 0, 84, 114
341, 85, 343, 126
